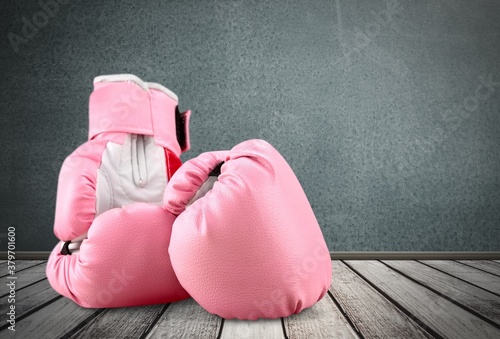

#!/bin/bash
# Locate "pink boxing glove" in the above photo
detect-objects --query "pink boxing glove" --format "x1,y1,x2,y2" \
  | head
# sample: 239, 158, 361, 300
46, 74, 191, 307
164, 139, 332, 319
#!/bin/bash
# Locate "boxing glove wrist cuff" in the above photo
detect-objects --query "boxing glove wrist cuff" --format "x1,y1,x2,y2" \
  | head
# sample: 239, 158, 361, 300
88, 74, 190, 155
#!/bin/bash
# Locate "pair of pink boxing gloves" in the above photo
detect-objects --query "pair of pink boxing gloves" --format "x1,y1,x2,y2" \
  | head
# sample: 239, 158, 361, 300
46, 74, 332, 320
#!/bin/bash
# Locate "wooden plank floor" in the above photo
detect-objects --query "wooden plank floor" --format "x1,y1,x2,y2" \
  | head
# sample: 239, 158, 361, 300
1, 261, 500, 338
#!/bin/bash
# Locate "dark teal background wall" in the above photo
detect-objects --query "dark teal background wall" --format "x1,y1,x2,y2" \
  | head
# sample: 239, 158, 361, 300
1, 0, 499, 251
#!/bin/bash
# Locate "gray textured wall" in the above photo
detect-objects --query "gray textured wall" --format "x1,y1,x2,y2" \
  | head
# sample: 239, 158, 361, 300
1, 0, 499, 251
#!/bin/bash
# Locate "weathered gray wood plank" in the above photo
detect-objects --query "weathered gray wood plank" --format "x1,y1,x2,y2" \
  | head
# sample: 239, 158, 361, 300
330, 261, 432, 339
383, 260, 500, 326
0, 264, 47, 297
347, 260, 500, 339
284, 293, 359, 339
0, 279, 59, 324
146, 298, 222, 339
220, 319, 284, 339
0, 260, 45, 277
0, 296, 97, 338
71, 304, 165, 338
457, 260, 500, 277
420, 260, 500, 295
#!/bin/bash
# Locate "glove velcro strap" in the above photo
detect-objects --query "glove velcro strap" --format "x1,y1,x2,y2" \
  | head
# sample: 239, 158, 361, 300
88, 75, 190, 155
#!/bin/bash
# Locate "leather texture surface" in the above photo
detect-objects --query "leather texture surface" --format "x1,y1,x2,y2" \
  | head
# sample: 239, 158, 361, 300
165, 139, 332, 319
46, 75, 189, 308
47, 204, 189, 307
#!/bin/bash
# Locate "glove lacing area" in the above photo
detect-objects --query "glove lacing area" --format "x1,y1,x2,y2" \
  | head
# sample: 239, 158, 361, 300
61, 134, 168, 255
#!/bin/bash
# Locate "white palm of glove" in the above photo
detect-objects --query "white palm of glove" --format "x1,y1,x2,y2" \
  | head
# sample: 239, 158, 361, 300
67, 134, 167, 254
